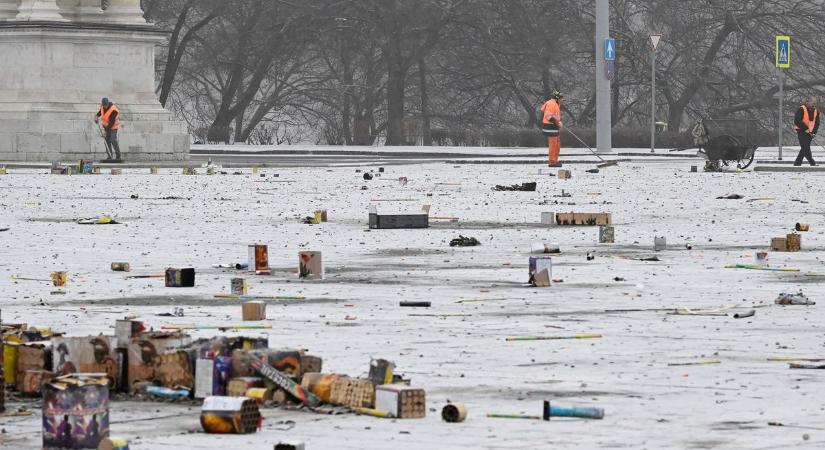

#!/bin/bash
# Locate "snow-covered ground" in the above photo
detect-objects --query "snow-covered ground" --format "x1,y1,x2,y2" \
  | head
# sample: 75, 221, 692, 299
1, 153, 823, 449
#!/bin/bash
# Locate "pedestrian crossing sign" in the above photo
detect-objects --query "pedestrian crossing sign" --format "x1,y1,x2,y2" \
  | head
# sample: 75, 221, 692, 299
776, 36, 791, 69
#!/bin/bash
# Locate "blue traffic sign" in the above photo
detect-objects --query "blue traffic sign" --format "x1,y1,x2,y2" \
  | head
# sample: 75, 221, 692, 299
776, 36, 791, 69
604, 38, 616, 61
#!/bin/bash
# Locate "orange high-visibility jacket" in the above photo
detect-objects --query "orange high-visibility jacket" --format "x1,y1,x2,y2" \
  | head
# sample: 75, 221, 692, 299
796, 105, 818, 133
541, 99, 562, 126
98, 104, 120, 130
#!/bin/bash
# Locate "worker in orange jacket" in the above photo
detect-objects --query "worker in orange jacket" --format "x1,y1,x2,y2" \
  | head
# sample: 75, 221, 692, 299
95, 97, 122, 162
794, 97, 820, 166
540, 91, 563, 166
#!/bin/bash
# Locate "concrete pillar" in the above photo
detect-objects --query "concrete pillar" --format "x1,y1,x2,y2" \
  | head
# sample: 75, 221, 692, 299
17, 0, 68, 21
58, 0, 104, 22
595, 0, 612, 153
103, 0, 145, 24
0, 0, 19, 20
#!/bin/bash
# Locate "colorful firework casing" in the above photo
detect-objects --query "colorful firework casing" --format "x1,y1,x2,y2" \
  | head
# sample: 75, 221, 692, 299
248, 245, 270, 274
165, 268, 195, 287
300, 373, 341, 403
543, 400, 604, 420
51, 272, 67, 287
250, 357, 320, 407
195, 357, 233, 398
368, 359, 395, 385
298, 251, 323, 280
200, 396, 260, 434
21, 369, 56, 396
599, 225, 615, 244
42, 374, 110, 449
230, 278, 248, 295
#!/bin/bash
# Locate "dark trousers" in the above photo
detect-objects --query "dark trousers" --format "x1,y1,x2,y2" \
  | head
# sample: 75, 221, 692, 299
795, 131, 816, 166
105, 128, 121, 159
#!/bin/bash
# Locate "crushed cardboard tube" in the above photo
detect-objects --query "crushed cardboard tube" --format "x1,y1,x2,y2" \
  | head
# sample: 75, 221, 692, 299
442, 403, 468, 423
110, 262, 130, 272
733, 309, 756, 319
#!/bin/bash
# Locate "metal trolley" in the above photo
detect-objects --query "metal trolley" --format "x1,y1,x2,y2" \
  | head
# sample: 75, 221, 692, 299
692, 119, 758, 171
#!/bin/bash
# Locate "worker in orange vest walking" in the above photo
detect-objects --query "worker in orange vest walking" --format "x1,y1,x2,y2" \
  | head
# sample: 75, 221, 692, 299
95, 98, 122, 163
540, 91, 563, 167
794, 97, 819, 166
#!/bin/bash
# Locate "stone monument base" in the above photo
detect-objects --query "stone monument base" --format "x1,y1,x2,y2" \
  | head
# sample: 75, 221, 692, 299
0, 22, 189, 162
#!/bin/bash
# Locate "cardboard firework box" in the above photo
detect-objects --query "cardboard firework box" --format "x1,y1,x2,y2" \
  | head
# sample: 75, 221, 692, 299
375, 384, 426, 419
15, 342, 52, 390
528, 256, 552, 287
298, 251, 324, 280
52, 337, 118, 383
300, 355, 322, 376
227, 377, 265, 397
42, 374, 110, 449
247, 349, 302, 376
195, 356, 232, 399
21, 370, 56, 396
248, 244, 270, 274
127, 332, 191, 393
599, 225, 615, 244
200, 396, 260, 434
329, 377, 375, 408
154, 351, 194, 390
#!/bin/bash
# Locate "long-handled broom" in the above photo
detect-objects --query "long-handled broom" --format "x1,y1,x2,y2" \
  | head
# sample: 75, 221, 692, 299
96, 120, 113, 160
564, 128, 619, 169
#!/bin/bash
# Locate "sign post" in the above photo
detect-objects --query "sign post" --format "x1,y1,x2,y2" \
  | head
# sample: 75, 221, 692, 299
595, 0, 612, 153
649, 33, 662, 153
776, 35, 791, 160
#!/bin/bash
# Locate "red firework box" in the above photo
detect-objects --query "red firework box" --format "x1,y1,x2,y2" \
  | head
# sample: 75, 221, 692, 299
42, 374, 110, 449
248, 244, 270, 275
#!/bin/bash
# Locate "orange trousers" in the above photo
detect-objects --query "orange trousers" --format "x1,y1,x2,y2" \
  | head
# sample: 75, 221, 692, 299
547, 136, 561, 164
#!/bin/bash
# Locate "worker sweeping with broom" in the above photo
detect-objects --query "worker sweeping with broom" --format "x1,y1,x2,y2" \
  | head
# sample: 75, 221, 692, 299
95, 97, 123, 163
540, 91, 563, 167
